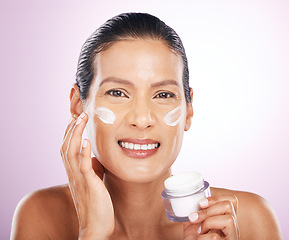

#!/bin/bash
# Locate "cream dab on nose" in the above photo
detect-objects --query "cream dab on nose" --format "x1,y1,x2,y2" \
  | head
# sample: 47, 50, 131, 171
95, 107, 116, 124
163, 106, 184, 126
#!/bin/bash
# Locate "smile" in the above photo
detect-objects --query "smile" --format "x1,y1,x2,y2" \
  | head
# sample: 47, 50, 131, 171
117, 139, 161, 158
118, 141, 160, 150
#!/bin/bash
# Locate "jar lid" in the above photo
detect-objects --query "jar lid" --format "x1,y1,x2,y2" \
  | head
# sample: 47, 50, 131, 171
164, 172, 204, 197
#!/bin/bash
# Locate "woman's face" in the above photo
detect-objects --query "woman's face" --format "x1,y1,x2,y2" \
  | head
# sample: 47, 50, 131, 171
84, 39, 192, 183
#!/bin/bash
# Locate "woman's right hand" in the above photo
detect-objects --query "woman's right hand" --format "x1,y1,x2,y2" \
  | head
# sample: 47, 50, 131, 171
60, 112, 114, 240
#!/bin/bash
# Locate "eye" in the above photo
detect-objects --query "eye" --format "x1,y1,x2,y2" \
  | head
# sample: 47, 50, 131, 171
105, 89, 128, 98
154, 91, 176, 99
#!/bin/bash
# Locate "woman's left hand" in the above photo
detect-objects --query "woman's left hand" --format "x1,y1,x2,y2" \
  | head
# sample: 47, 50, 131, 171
183, 195, 240, 240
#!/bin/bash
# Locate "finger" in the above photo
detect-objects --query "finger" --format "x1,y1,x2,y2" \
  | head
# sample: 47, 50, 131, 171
61, 118, 77, 159
200, 215, 239, 238
79, 139, 94, 175
79, 139, 111, 213
197, 232, 222, 240
61, 148, 80, 211
189, 200, 236, 224
60, 147, 74, 185
60, 117, 78, 170
63, 115, 78, 141
61, 118, 78, 184
60, 115, 85, 207
183, 222, 201, 240
61, 113, 87, 187
80, 139, 104, 186
66, 112, 88, 172
199, 195, 238, 213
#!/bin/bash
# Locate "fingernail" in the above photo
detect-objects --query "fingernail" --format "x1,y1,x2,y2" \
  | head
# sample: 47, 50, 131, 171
82, 139, 88, 148
76, 112, 85, 125
188, 212, 198, 222
76, 117, 82, 125
199, 198, 209, 208
197, 226, 202, 234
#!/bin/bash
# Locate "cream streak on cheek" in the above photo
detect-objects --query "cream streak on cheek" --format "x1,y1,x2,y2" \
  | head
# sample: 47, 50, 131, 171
163, 106, 184, 126
95, 107, 116, 124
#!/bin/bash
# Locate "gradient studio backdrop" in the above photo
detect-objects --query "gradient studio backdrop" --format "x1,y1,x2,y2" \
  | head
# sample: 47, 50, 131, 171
1, 0, 288, 238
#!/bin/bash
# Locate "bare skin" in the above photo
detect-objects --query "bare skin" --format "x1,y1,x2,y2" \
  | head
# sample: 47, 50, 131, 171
11, 40, 282, 240
11, 184, 282, 240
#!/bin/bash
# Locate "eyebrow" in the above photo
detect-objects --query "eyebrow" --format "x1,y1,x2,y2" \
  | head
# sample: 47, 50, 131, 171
99, 77, 180, 88
99, 77, 134, 87
151, 79, 180, 88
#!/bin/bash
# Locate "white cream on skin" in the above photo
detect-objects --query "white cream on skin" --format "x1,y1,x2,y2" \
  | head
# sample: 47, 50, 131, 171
84, 102, 98, 158
85, 106, 115, 156
83, 70, 117, 156
163, 106, 184, 126
94, 107, 116, 124
83, 64, 105, 157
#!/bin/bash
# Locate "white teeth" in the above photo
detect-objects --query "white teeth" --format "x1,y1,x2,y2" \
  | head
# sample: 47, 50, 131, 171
119, 141, 159, 150
141, 145, 148, 150
129, 143, 134, 150
134, 144, 141, 150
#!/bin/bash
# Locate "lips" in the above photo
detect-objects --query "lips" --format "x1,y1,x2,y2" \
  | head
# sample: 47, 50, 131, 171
118, 139, 160, 158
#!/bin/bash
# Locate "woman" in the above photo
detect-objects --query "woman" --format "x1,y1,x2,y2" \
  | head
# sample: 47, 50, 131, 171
11, 13, 282, 240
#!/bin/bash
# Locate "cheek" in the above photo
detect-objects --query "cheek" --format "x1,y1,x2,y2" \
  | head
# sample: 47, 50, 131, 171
95, 107, 116, 124
86, 106, 118, 160
162, 120, 185, 165
168, 124, 184, 151
163, 106, 184, 126
93, 120, 118, 169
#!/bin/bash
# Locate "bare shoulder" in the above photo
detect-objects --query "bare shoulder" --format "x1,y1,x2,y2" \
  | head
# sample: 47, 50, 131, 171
11, 184, 78, 240
211, 187, 282, 240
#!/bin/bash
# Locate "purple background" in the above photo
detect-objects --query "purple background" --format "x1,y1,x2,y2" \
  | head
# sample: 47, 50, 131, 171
1, 0, 288, 239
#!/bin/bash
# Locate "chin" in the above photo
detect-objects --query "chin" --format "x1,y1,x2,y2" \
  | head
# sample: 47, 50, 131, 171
98, 138, 179, 184
104, 161, 173, 184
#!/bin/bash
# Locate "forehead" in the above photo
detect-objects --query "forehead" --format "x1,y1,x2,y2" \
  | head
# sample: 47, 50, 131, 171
94, 39, 183, 85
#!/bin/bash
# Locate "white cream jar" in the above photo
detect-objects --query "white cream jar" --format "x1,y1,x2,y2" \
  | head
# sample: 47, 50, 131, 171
161, 172, 211, 222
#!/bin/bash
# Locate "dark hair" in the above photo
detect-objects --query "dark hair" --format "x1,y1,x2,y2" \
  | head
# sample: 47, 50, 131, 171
76, 12, 191, 103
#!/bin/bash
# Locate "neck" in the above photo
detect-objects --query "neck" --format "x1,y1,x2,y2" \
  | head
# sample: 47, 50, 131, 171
104, 169, 174, 239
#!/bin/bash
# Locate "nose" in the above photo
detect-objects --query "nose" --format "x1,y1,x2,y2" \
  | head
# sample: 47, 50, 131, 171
126, 98, 155, 130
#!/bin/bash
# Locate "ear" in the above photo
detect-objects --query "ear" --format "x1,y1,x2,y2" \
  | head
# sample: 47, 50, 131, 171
70, 84, 83, 118
184, 88, 194, 131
